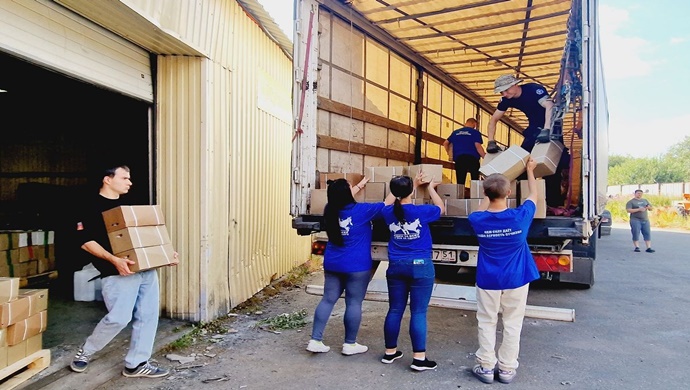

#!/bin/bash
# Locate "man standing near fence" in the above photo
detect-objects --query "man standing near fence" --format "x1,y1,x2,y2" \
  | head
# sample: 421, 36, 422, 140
625, 190, 655, 253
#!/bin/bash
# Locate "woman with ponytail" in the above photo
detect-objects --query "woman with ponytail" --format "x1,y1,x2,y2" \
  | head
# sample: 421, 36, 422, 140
307, 177, 394, 356
379, 172, 444, 371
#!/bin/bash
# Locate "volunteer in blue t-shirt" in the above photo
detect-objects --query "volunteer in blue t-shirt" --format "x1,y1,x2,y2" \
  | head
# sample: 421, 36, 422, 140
467, 158, 540, 385
379, 173, 444, 372
443, 117, 486, 189
486, 74, 555, 153
306, 177, 395, 356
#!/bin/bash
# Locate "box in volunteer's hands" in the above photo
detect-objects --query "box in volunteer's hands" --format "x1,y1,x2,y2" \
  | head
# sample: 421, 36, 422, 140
102, 205, 165, 233
118, 243, 178, 272
479, 145, 530, 181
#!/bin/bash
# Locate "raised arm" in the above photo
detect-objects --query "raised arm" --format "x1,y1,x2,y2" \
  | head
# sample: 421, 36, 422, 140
525, 158, 538, 205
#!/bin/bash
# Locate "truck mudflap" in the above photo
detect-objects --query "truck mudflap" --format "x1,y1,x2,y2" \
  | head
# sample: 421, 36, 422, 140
554, 257, 595, 288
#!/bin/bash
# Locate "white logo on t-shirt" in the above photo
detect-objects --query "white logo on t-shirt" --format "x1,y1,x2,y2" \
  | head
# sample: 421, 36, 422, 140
388, 219, 422, 239
339, 216, 353, 235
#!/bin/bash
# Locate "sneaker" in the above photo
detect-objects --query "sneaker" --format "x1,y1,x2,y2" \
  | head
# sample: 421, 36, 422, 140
646, 248, 655, 253
634, 247, 640, 252
472, 364, 495, 384
70, 347, 92, 373
498, 369, 516, 384
306, 339, 330, 353
381, 351, 403, 364
536, 128, 551, 143
342, 342, 368, 355
122, 360, 170, 378
410, 358, 437, 371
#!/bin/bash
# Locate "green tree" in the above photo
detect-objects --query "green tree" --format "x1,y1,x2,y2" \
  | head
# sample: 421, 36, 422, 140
608, 157, 684, 185
663, 136, 690, 181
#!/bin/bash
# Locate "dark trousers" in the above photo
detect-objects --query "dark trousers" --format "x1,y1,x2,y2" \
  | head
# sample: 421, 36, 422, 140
454, 154, 480, 186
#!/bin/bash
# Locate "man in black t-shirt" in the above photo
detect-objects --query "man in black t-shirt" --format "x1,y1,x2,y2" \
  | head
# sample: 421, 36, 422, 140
70, 164, 176, 378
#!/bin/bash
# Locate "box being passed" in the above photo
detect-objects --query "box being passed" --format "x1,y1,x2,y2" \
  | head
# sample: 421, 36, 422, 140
102, 205, 165, 233
479, 145, 530, 181
119, 243, 178, 272
530, 140, 564, 178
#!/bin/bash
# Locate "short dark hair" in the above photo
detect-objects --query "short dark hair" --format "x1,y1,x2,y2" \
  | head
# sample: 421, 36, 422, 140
483, 174, 510, 200
634, 189, 643, 194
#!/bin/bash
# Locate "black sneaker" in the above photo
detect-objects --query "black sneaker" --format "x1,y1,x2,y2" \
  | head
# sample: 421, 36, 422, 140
410, 358, 437, 371
381, 351, 403, 364
70, 347, 91, 373
634, 247, 640, 252
122, 360, 170, 378
646, 248, 655, 253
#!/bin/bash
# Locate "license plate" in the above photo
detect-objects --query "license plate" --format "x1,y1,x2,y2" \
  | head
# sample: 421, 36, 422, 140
432, 249, 457, 263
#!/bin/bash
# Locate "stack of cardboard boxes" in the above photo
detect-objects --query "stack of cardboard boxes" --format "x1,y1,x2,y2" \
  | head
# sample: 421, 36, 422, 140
0, 278, 48, 368
478, 142, 559, 218
0, 231, 56, 279
102, 206, 178, 272
309, 164, 445, 214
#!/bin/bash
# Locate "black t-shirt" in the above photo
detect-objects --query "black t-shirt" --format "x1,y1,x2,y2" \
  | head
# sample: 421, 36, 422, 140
76, 194, 126, 278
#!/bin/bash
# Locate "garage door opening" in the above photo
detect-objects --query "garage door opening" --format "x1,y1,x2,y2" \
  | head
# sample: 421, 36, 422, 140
0, 51, 153, 350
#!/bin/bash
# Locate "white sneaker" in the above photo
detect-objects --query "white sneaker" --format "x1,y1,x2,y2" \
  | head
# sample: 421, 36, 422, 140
306, 339, 330, 353
342, 342, 368, 355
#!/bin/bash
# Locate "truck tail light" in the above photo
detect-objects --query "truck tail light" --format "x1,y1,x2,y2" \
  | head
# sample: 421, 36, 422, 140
311, 241, 326, 255
533, 253, 572, 273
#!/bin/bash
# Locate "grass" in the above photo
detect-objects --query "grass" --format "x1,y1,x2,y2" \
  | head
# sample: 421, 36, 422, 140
256, 309, 308, 331
163, 318, 230, 352
605, 194, 690, 230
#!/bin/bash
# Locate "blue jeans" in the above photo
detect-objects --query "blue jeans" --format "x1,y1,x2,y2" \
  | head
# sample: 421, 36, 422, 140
82, 270, 160, 368
311, 270, 371, 344
384, 259, 435, 353
630, 218, 651, 241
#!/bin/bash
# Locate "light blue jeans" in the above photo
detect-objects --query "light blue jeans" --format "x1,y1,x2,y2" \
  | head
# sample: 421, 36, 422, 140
81, 270, 160, 369
384, 259, 435, 353
311, 270, 371, 344
629, 218, 651, 241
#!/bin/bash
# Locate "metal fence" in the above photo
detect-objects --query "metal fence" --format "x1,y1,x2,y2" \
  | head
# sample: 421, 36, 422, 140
607, 183, 690, 197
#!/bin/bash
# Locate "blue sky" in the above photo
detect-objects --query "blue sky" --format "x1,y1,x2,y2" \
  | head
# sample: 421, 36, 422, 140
258, 0, 689, 158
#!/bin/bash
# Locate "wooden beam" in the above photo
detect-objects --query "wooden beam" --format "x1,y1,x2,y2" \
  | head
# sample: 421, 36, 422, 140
317, 97, 415, 135
402, 10, 570, 41
418, 31, 566, 54
375, 0, 508, 25
317, 135, 413, 162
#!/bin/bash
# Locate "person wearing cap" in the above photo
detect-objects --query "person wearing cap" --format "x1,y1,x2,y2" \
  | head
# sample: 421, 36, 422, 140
486, 74, 554, 154
442, 117, 486, 190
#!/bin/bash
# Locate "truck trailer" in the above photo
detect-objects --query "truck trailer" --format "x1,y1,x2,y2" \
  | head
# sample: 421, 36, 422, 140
290, 0, 608, 288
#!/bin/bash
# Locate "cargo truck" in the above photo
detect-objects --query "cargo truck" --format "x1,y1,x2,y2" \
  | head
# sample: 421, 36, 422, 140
290, 0, 608, 288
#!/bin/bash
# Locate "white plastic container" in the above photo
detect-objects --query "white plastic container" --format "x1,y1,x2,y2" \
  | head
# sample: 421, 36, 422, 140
74, 263, 100, 301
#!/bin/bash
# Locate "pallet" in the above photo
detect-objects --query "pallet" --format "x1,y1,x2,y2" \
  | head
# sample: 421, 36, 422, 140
0, 349, 51, 390
19, 271, 58, 288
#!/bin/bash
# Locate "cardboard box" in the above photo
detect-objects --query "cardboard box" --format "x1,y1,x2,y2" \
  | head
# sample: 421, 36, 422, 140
0, 278, 20, 303
407, 164, 443, 183
366, 166, 404, 183
7, 310, 47, 346
481, 150, 502, 166
479, 145, 530, 181
5, 333, 41, 366
362, 182, 386, 201
0, 231, 29, 251
412, 199, 428, 205
444, 199, 484, 216
18, 289, 48, 317
318, 172, 365, 189
108, 225, 172, 255
436, 184, 464, 199
102, 205, 165, 233
0, 295, 31, 327
118, 243, 178, 272
309, 189, 328, 215
519, 179, 547, 201
30, 231, 54, 246
531, 140, 564, 178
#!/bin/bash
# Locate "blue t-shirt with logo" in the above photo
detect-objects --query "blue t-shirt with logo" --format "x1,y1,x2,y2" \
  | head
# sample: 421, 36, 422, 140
497, 83, 549, 140
381, 204, 441, 261
447, 126, 484, 160
324, 202, 386, 273
468, 200, 539, 290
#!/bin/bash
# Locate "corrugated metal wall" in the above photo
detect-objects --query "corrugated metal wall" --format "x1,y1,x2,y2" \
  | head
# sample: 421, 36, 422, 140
148, 0, 310, 321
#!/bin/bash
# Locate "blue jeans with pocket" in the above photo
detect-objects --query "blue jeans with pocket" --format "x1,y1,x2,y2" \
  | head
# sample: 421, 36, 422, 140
384, 259, 435, 353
